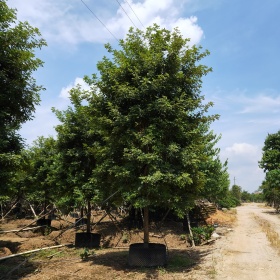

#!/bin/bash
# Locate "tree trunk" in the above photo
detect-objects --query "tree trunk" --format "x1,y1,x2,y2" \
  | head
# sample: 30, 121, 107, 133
87, 200, 91, 233
1, 202, 4, 220
186, 212, 195, 247
143, 206, 149, 245
43, 191, 48, 219
29, 202, 37, 218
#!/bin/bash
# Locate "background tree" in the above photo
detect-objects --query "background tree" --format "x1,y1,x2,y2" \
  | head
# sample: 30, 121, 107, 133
259, 131, 280, 172
199, 132, 230, 204
241, 190, 252, 202
230, 184, 242, 206
91, 24, 219, 244
53, 87, 104, 232
259, 130, 280, 209
25, 136, 58, 217
0, 0, 46, 194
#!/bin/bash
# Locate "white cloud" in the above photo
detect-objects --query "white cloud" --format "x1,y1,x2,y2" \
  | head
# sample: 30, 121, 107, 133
225, 143, 258, 156
220, 142, 264, 191
59, 77, 90, 99
207, 88, 280, 115
20, 103, 60, 146
238, 94, 280, 114
8, 0, 204, 46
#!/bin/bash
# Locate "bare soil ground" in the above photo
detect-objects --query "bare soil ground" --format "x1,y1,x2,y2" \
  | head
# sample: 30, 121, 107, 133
1, 203, 279, 279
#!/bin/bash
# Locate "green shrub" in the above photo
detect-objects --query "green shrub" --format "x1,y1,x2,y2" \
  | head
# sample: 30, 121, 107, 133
191, 225, 215, 245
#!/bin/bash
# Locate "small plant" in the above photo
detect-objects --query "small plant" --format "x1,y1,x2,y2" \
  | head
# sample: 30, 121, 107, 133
43, 226, 52, 236
191, 225, 215, 245
80, 248, 94, 260
122, 231, 129, 243
179, 234, 187, 241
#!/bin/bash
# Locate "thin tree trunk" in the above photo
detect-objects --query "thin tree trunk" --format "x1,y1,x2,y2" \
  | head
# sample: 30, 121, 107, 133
43, 192, 48, 219
87, 200, 91, 233
143, 206, 149, 245
1, 202, 3, 220
29, 202, 37, 218
186, 212, 195, 247
3, 200, 19, 219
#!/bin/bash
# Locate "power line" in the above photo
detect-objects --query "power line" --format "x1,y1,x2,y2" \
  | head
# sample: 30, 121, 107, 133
123, 0, 145, 29
115, 0, 139, 29
80, 0, 119, 42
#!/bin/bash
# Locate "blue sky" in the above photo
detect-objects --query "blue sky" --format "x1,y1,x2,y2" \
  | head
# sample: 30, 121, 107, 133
7, 0, 280, 193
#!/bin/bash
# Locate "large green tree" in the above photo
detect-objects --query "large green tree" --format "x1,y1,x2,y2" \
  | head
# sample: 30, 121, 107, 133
0, 0, 46, 194
90, 25, 219, 243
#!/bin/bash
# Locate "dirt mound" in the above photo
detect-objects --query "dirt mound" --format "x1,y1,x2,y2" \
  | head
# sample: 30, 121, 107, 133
0, 247, 12, 257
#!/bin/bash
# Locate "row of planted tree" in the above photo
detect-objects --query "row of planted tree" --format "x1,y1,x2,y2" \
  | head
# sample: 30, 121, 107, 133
0, 1, 272, 266
1, 25, 230, 227
0, 22, 263, 266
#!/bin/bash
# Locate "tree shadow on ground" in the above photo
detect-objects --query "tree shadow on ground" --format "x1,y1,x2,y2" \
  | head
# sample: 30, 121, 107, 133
0, 257, 37, 280
0, 240, 42, 280
0, 240, 22, 254
82, 246, 212, 279
262, 210, 280, 215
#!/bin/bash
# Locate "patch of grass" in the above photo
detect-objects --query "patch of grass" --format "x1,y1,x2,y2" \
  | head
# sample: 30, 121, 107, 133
207, 267, 217, 279
168, 254, 194, 270
254, 215, 280, 253
206, 255, 218, 279
32, 248, 66, 260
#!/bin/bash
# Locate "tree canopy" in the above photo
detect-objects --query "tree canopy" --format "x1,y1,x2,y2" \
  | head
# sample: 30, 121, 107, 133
87, 24, 219, 242
0, 0, 46, 194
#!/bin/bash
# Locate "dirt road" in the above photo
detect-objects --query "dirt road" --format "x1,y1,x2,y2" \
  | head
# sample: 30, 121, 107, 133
197, 203, 280, 280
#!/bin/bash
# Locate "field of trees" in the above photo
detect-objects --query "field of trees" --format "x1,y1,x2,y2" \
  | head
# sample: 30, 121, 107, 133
2, 1, 278, 278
